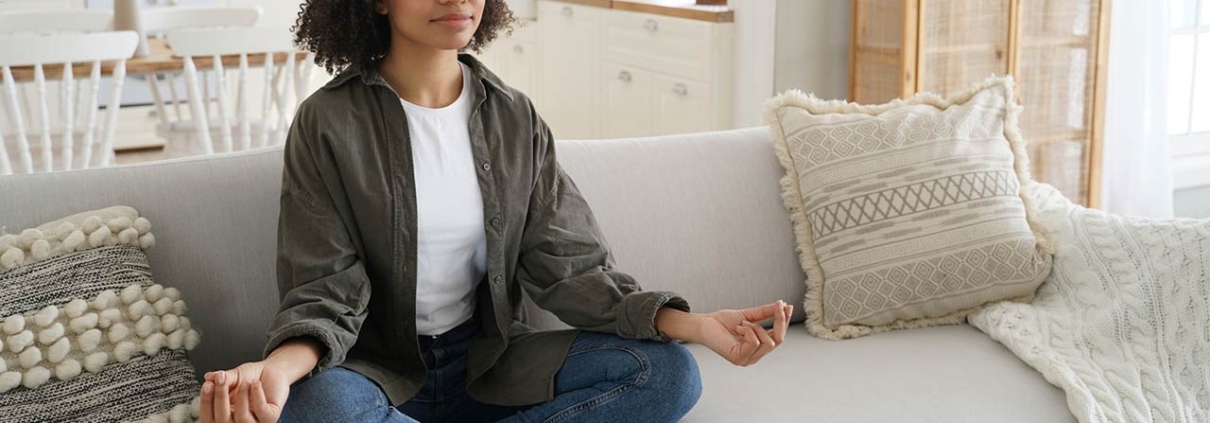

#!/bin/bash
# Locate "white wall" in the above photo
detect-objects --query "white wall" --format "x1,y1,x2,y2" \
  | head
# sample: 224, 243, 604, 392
729, 0, 776, 128
729, 0, 850, 128
774, 0, 849, 101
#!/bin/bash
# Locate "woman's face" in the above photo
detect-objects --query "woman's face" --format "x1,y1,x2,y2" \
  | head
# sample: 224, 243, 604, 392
376, 0, 486, 51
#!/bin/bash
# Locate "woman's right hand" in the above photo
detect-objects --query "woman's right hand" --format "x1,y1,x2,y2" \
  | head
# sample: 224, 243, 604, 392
200, 360, 291, 423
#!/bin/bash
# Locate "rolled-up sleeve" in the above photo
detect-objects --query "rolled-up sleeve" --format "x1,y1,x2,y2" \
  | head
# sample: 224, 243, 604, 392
263, 109, 370, 378
516, 107, 690, 342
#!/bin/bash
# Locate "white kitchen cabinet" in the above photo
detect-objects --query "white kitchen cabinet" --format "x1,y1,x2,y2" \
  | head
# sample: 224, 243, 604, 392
537, 1, 600, 139
538, 0, 733, 140
474, 22, 541, 109
601, 63, 655, 138
654, 74, 712, 135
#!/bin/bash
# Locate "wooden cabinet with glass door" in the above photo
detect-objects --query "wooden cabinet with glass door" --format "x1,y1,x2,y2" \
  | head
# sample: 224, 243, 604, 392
850, 0, 1111, 207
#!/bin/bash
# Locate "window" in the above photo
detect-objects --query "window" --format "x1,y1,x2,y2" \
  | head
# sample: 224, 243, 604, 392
1170, 0, 1210, 188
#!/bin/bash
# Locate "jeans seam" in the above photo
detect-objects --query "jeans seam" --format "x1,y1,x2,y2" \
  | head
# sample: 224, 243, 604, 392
540, 345, 651, 423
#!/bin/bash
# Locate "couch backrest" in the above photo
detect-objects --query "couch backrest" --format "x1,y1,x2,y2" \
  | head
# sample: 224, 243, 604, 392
0, 126, 806, 375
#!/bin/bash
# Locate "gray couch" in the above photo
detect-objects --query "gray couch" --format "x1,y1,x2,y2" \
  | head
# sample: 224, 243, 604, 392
0, 127, 1074, 422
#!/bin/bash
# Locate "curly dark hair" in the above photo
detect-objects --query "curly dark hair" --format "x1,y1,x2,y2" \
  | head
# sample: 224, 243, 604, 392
293, 0, 515, 74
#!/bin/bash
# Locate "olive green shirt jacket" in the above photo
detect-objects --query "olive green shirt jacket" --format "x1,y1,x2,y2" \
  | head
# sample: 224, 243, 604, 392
262, 54, 691, 407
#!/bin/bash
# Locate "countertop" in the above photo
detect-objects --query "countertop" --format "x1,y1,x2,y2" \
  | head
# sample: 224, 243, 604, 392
546, 0, 733, 23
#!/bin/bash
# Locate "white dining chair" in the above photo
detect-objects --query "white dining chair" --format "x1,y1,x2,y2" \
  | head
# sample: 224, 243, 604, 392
0, 31, 140, 175
163, 27, 312, 157
140, 6, 261, 35
0, 10, 113, 34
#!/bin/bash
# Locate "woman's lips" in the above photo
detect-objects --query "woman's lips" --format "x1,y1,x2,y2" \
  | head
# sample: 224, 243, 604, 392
431, 13, 473, 30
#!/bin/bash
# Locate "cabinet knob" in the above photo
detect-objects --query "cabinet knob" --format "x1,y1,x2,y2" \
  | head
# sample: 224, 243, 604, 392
513, 45, 524, 54
672, 83, 688, 96
562, 6, 574, 17
618, 70, 632, 82
644, 19, 659, 32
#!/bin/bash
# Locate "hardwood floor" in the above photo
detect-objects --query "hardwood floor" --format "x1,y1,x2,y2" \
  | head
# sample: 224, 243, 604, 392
114, 148, 166, 165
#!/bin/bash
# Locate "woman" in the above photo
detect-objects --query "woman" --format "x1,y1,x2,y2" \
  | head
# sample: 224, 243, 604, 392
198, 0, 792, 422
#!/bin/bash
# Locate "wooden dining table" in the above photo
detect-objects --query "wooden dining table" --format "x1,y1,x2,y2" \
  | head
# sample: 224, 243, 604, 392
5, 37, 310, 82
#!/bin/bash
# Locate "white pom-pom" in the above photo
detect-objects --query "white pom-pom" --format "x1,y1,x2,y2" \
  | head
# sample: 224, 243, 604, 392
145, 285, 164, 303
8, 330, 33, 353
144, 332, 166, 355
87, 225, 112, 248
30, 240, 50, 261
82, 216, 103, 234
128, 300, 153, 320
18, 228, 43, 249
178, 317, 191, 332
0, 372, 21, 393
3, 315, 24, 335
134, 217, 152, 235
138, 232, 156, 249
78, 329, 102, 352
92, 290, 116, 310
166, 329, 185, 350
48, 337, 70, 363
22, 366, 50, 389
0, 356, 4, 372
37, 323, 64, 345
83, 352, 109, 373
154, 298, 173, 316
98, 309, 121, 329
184, 329, 200, 350
171, 300, 187, 316
136, 315, 158, 338
62, 230, 86, 251
1, 247, 24, 269
64, 299, 89, 319
169, 403, 190, 423
149, 413, 169, 423
121, 284, 143, 305
70, 313, 98, 334
160, 314, 180, 333
34, 305, 59, 327
162, 287, 181, 301
55, 359, 82, 381
0, 234, 15, 250
114, 341, 139, 362
118, 228, 139, 245
18, 345, 42, 368
190, 395, 201, 418
107, 217, 132, 233
55, 222, 76, 240
107, 323, 130, 344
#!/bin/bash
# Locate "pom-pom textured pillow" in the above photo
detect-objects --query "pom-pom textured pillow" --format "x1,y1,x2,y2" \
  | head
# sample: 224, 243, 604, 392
0, 206, 203, 422
765, 77, 1054, 340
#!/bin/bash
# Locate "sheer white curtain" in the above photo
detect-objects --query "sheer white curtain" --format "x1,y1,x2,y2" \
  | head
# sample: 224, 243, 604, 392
1100, 0, 1175, 217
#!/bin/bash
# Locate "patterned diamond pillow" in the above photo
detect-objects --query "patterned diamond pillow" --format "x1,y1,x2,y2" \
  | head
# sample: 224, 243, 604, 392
764, 77, 1054, 340
0, 206, 203, 422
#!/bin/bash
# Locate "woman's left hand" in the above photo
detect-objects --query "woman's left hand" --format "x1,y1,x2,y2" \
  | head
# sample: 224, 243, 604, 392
655, 300, 792, 367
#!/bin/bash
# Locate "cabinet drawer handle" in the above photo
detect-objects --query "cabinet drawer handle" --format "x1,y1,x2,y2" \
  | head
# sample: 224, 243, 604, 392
562, 6, 574, 17
618, 70, 632, 82
644, 19, 659, 32
513, 45, 524, 54
673, 83, 688, 96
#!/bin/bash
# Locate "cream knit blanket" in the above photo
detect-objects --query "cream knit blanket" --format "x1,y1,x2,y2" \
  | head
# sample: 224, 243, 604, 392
969, 183, 1210, 423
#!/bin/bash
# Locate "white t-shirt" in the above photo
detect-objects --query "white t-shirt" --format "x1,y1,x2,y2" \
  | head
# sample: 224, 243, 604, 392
402, 63, 486, 336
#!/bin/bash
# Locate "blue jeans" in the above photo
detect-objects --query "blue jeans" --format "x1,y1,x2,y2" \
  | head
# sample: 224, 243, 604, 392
279, 318, 702, 423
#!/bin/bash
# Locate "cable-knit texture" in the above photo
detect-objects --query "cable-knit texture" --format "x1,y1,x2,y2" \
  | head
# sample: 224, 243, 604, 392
969, 182, 1210, 423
